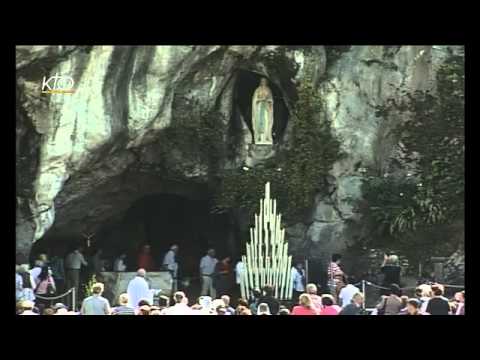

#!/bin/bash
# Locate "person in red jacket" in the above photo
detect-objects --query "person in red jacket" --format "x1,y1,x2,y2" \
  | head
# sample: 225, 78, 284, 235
138, 245, 155, 271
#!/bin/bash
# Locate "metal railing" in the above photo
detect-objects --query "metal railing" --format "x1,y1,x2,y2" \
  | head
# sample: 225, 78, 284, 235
354, 280, 464, 310
34, 287, 76, 310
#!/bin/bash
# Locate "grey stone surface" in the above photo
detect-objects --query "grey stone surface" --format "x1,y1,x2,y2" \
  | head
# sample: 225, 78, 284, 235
285, 223, 308, 253
311, 201, 340, 223
245, 144, 276, 167
307, 222, 346, 250
443, 248, 465, 285
16, 45, 310, 247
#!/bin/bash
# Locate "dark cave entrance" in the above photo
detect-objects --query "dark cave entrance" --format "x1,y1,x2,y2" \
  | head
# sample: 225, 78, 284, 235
233, 69, 289, 143
30, 194, 242, 279
93, 193, 236, 278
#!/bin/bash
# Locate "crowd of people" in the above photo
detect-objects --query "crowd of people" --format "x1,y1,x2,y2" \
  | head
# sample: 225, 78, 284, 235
16, 248, 465, 316
16, 268, 465, 315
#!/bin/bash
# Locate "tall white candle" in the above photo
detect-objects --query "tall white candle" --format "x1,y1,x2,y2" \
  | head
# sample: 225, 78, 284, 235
240, 266, 246, 300
281, 253, 287, 300
250, 249, 256, 291
265, 224, 269, 261
258, 256, 263, 288
273, 199, 277, 225
265, 182, 270, 203
240, 183, 295, 303
278, 245, 285, 299
258, 204, 262, 265
282, 244, 290, 299
254, 253, 259, 289
270, 204, 273, 231
246, 246, 253, 292
286, 256, 293, 300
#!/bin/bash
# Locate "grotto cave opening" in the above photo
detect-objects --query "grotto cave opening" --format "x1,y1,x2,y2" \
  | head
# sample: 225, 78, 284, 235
234, 69, 289, 143
31, 193, 241, 280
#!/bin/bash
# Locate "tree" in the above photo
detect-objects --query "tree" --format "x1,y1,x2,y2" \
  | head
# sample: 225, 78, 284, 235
363, 52, 464, 255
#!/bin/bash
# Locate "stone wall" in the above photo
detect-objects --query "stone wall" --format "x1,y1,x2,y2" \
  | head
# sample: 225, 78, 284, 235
284, 45, 464, 261
443, 249, 465, 285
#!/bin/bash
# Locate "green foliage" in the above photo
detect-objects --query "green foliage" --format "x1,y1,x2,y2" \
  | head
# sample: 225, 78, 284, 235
216, 160, 286, 218
362, 52, 464, 251
216, 72, 343, 221
286, 72, 343, 212
363, 174, 419, 233
84, 274, 97, 298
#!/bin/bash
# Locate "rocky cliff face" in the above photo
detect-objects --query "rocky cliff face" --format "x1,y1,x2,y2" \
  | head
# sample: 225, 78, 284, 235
288, 45, 461, 260
16, 45, 462, 263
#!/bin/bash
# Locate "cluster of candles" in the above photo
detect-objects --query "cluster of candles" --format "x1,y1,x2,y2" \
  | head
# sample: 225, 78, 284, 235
240, 182, 293, 300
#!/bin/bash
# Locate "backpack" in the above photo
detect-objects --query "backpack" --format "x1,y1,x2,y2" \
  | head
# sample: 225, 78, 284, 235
47, 280, 55, 295
35, 276, 55, 295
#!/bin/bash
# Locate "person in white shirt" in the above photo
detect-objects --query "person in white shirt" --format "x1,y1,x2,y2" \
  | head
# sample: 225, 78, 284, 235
161, 291, 193, 315
235, 259, 245, 294
338, 277, 360, 307
17, 265, 35, 302
200, 248, 218, 298
127, 268, 153, 310
235, 259, 245, 293
113, 254, 127, 272
16, 267, 23, 301
162, 245, 179, 292
190, 296, 214, 315
291, 263, 306, 301
29, 260, 44, 286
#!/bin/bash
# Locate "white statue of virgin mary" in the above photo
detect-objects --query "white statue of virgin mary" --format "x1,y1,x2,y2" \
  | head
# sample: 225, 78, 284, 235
252, 77, 274, 144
